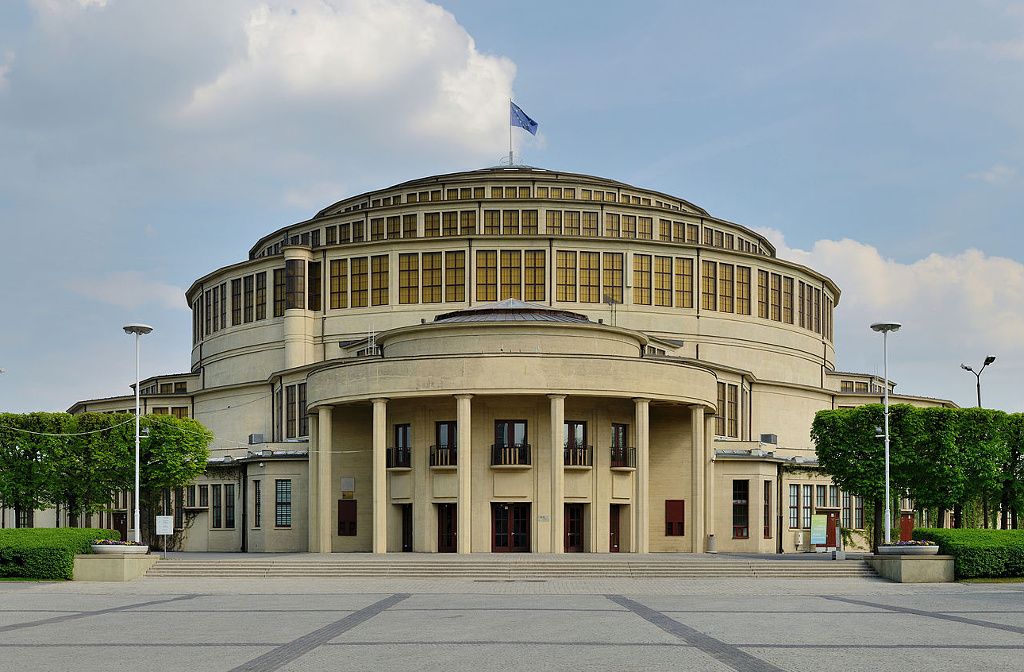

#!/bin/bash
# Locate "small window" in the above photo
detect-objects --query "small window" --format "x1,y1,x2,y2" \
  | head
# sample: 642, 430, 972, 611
665, 500, 685, 536
732, 480, 749, 539
276, 479, 292, 527
253, 480, 261, 529
338, 500, 357, 536
199, 484, 209, 508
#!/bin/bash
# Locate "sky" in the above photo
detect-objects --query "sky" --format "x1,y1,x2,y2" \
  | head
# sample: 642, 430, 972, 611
1, 0, 1023, 412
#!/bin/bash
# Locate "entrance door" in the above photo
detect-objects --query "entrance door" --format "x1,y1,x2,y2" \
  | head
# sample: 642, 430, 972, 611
565, 504, 584, 552
826, 511, 839, 548
900, 513, 914, 542
113, 512, 128, 542
400, 504, 413, 552
437, 504, 457, 553
609, 504, 621, 553
492, 502, 531, 552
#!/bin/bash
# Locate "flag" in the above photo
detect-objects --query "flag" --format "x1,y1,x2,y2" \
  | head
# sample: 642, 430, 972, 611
510, 101, 538, 135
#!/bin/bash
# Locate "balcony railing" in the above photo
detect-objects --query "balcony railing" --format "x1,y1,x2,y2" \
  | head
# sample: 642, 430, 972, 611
491, 443, 531, 466
430, 444, 458, 467
386, 446, 411, 469
563, 444, 593, 467
610, 446, 636, 468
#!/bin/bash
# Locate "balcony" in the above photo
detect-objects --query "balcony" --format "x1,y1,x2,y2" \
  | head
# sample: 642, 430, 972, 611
610, 446, 636, 470
386, 446, 411, 469
429, 444, 458, 468
491, 443, 531, 467
563, 444, 593, 468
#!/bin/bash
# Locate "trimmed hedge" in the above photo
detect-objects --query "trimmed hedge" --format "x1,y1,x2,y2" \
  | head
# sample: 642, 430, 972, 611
0, 528, 119, 580
913, 528, 1024, 579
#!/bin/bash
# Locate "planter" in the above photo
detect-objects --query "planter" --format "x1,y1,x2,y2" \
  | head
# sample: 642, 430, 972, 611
877, 545, 938, 555
91, 544, 149, 555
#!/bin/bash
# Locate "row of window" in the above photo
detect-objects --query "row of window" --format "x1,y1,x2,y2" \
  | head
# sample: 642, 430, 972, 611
139, 381, 189, 395
839, 380, 884, 394
150, 407, 189, 418
788, 483, 865, 530
715, 382, 742, 439
274, 383, 309, 441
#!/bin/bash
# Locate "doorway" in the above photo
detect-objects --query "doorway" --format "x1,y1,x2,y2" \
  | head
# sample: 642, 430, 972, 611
437, 503, 457, 553
491, 502, 531, 552
113, 512, 128, 542
565, 503, 585, 552
609, 504, 622, 553
400, 504, 413, 552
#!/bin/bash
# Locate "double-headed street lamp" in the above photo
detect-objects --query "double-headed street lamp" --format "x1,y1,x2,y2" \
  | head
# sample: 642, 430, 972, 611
871, 321, 901, 545
123, 324, 153, 543
960, 356, 996, 408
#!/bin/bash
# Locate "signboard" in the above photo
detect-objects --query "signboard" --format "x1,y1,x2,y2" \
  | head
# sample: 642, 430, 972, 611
810, 514, 827, 545
155, 515, 174, 536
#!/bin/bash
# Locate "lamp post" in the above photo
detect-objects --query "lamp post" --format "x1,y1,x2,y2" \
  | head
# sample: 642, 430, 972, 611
123, 324, 153, 543
870, 321, 901, 545
960, 356, 996, 408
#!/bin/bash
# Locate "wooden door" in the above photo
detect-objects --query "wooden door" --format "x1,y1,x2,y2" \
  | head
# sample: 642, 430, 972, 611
437, 504, 456, 553
826, 511, 839, 547
900, 513, 914, 542
401, 504, 413, 552
609, 504, 621, 553
492, 503, 531, 552
565, 504, 584, 552
113, 512, 128, 542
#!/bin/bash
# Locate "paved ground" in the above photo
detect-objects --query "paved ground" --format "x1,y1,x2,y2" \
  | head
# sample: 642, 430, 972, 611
2, 577, 1023, 671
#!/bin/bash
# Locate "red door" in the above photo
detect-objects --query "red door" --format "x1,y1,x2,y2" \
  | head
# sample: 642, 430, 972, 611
437, 504, 457, 553
609, 504, 621, 552
900, 513, 914, 542
492, 503, 530, 552
826, 512, 839, 547
565, 504, 584, 552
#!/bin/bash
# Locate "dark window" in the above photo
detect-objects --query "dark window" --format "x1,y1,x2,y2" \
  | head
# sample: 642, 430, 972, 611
273, 268, 286, 317
256, 272, 267, 320
231, 278, 242, 325
432, 421, 457, 467
665, 500, 685, 536
308, 261, 322, 311
298, 383, 308, 437
211, 484, 222, 529
276, 479, 292, 527
286, 385, 297, 439
389, 424, 412, 468
763, 481, 772, 539
186, 485, 196, 508
199, 484, 209, 508
732, 480, 749, 539
253, 480, 261, 528
563, 420, 590, 466
174, 488, 184, 529
492, 420, 529, 465
338, 499, 357, 536
224, 484, 235, 529
286, 259, 305, 310
219, 283, 227, 329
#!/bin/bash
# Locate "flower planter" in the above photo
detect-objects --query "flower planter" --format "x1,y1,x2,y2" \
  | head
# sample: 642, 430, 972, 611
877, 545, 938, 555
91, 544, 149, 555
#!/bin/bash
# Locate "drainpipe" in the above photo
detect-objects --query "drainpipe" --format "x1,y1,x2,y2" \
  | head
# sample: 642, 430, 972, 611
240, 462, 248, 552
776, 464, 784, 554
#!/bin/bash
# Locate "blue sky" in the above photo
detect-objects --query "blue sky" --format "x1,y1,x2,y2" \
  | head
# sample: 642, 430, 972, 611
1, 0, 1022, 412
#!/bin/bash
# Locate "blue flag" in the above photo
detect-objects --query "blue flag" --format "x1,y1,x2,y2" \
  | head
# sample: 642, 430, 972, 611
510, 101, 538, 135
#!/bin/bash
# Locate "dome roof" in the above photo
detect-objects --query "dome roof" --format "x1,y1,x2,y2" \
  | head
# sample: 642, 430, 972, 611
433, 299, 591, 324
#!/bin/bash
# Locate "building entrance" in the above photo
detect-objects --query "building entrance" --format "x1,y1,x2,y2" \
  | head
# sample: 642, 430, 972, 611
609, 504, 622, 552
437, 503, 457, 553
565, 503, 585, 552
400, 504, 413, 552
491, 502, 531, 552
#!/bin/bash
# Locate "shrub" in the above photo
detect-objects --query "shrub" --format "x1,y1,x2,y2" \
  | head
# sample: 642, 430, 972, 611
913, 528, 1024, 579
0, 528, 119, 580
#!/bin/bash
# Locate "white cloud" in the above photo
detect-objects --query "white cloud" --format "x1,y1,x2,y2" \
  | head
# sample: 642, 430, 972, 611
70, 272, 187, 312
761, 228, 1024, 409
968, 163, 1017, 185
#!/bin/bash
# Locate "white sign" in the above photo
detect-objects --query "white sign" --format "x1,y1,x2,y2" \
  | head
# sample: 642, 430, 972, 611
155, 515, 174, 535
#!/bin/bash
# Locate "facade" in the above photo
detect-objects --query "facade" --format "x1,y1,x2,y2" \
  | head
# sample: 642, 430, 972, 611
27, 166, 955, 553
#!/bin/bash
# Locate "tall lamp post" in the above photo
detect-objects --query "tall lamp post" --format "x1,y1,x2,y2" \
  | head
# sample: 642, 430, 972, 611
870, 321, 901, 545
123, 324, 153, 543
960, 356, 996, 408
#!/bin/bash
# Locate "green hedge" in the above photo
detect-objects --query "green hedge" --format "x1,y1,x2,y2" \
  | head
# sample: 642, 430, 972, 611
913, 528, 1024, 579
0, 528, 119, 580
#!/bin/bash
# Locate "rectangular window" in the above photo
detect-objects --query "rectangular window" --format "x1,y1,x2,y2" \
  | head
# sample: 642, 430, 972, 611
757, 270, 769, 319
243, 275, 254, 323
622, 215, 637, 238
556, 251, 577, 302
564, 211, 580, 236
732, 480, 749, 539
424, 213, 440, 237
798, 282, 806, 328
211, 484, 222, 529
225, 484, 235, 529
460, 211, 477, 235
220, 283, 227, 329
419, 252, 441, 303
813, 288, 822, 334
633, 254, 651, 305
476, 250, 497, 301
330, 259, 348, 309
286, 385, 297, 439
273, 268, 286, 317
854, 496, 864, 529
199, 484, 209, 508
286, 259, 305, 310
274, 387, 282, 441
339, 222, 352, 242
718, 263, 734, 313
520, 209, 538, 235
675, 258, 694, 309
386, 216, 400, 239
444, 251, 465, 302
782, 277, 794, 324
275, 479, 292, 527
399, 253, 419, 304
654, 256, 672, 307
842, 491, 851, 528
579, 252, 600, 303
816, 484, 826, 508
483, 210, 500, 235
736, 266, 751, 315
764, 481, 772, 538
701, 260, 717, 311
371, 217, 385, 241
502, 210, 519, 235
686, 223, 699, 244
727, 384, 738, 438
298, 383, 308, 437
716, 382, 726, 436
829, 485, 839, 508
351, 257, 368, 307
338, 500, 357, 536
524, 250, 546, 301
371, 255, 389, 305
500, 250, 522, 300
803, 484, 813, 528
255, 272, 267, 320
253, 480, 261, 528
308, 261, 322, 311
770, 273, 781, 322
442, 211, 458, 236
638, 216, 653, 240
546, 210, 562, 235
789, 484, 799, 528
231, 278, 242, 325
602, 252, 623, 303
187, 485, 196, 508
605, 213, 620, 237
665, 500, 685, 536
581, 211, 598, 236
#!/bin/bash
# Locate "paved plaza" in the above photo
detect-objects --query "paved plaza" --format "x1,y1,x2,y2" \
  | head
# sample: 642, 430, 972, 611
1, 576, 1023, 671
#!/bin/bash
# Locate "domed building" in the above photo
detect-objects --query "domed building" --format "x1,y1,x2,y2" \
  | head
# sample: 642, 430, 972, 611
62, 166, 954, 554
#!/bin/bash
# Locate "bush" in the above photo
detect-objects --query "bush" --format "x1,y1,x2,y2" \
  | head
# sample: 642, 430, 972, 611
913, 528, 1024, 579
0, 528, 119, 580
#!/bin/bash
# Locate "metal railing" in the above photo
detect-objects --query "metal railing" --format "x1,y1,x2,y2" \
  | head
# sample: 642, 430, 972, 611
491, 443, 531, 466
610, 446, 636, 468
429, 444, 458, 467
563, 444, 593, 467
386, 446, 411, 468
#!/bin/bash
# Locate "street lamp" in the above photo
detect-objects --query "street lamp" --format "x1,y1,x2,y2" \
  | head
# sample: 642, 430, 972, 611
870, 321, 901, 545
123, 324, 153, 543
960, 356, 996, 408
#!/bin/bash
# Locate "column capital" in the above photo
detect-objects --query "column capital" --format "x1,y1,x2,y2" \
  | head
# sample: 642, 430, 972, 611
632, 397, 652, 403
547, 394, 567, 401
453, 393, 474, 401
370, 397, 389, 406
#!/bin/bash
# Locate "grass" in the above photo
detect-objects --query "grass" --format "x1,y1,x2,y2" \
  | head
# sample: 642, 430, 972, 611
960, 577, 1024, 584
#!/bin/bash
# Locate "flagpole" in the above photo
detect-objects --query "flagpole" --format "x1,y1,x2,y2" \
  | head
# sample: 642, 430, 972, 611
508, 98, 513, 165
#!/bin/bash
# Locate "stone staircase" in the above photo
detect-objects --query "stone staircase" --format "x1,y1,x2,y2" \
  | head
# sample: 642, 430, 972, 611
146, 556, 878, 579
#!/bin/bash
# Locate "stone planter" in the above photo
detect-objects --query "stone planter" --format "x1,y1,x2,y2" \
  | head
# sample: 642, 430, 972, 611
91, 544, 149, 555
877, 545, 939, 555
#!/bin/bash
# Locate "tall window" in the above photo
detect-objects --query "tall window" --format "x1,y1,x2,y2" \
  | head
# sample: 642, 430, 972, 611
701, 260, 717, 311
199, 484, 209, 508
460, 211, 477, 235
422, 252, 442, 303
633, 254, 651, 305
556, 251, 577, 302
716, 382, 726, 436
211, 484, 222, 528
286, 385, 297, 438
371, 255, 389, 305
403, 213, 417, 238
802, 484, 813, 528
622, 215, 637, 238
445, 251, 465, 302
253, 480, 262, 528
330, 259, 348, 309
675, 258, 694, 309
500, 250, 522, 299
524, 250, 545, 301
225, 484, 235, 529
718, 263, 734, 313
654, 256, 672, 307
307, 262, 322, 311
399, 253, 419, 304
605, 213, 620, 237
736, 266, 751, 315
273, 268, 286, 317
782, 277, 794, 324
483, 210, 500, 235
387, 216, 400, 239
285, 259, 305, 310
231, 279, 242, 325
798, 282, 806, 328
442, 212, 458, 236
854, 496, 864, 529
769, 273, 781, 321
476, 250, 497, 301
502, 210, 519, 235
757, 270, 769, 319
338, 500, 357, 536
351, 257, 368, 307
275, 479, 292, 527
243, 275, 254, 323
727, 385, 738, 438
255, 272, 267, 320
764, 481, 772, 538
789, 484, 799, 528
219, 283, 227, 329
546, 210, 562, 235
371, 217, 385, 240
579, 252, 600, 302
424, 213, 440, 237
638, 217, 653, 239
564, 211, 580, 235
298, 383, 308, 437
816, 484, 826, 508
732, 480, 749, 539
842, 491, 851, 528
602, 252, 623, 303
581, 211, 598, 236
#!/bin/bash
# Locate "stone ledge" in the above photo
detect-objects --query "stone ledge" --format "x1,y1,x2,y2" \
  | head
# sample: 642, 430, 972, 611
73, 554, 159, 582
865, 554, 955, 583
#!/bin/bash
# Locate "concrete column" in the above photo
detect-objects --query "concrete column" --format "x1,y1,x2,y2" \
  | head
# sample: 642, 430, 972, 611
371, 398, 388, 554
634, 398, 650, 553
308, 412, 319, 552
549, 394, 566, 554
455, 394, 473, 553
704, 413, 716, 547
690, 405, 706, 552
316, 406, 333, 553
283, 247, 314, 370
